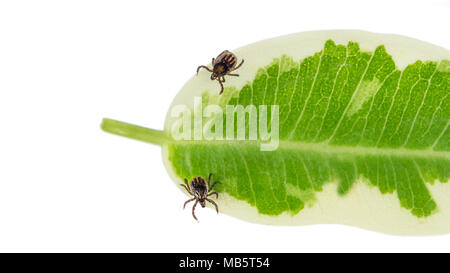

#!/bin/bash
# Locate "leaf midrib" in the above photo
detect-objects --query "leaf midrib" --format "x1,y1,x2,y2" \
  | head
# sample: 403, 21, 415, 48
170, 140, 449, 159
101, 119, 448, 159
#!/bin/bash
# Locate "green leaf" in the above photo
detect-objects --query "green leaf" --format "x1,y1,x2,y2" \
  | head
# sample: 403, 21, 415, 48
102, 31, 450, 235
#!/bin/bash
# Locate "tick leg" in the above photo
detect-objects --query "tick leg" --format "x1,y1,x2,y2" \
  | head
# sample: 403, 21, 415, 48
183, 198, 195, 209
217, 78, 224, 94
227, 73, 239, 77
210, 181, 222, 191
179, 184, 192, 195
208, 173, 212, 188
192, 200, 199, 221
212, 58, 215, 65
182, 178, 191, 194
221, 76, 225, 82
197, 65, 212, 74
206, 198, 219, 214
207, 192, 219, 199
232, 59, 244, 71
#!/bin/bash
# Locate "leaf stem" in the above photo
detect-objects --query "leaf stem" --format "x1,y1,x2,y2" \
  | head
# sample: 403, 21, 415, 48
101, 118, 169, 146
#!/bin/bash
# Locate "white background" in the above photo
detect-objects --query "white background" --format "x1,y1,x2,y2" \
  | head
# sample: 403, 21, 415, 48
0, 0, 449, 252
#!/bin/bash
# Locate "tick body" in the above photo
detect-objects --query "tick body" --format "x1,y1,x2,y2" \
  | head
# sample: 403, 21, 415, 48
180, 173, 221, 221
196, 50, 244, 95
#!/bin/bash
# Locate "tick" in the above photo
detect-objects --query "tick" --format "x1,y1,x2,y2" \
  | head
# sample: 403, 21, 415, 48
196, 50, 244, 95
180, 173, 221, 221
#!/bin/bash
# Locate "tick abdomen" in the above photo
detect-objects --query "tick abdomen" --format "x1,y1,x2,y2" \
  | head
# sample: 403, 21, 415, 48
218, 52, 237, 67
191, 176, 208, 194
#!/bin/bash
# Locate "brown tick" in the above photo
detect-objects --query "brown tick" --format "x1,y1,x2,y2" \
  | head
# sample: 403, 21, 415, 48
180, 173, 221, 221
196, 50, 244, 95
